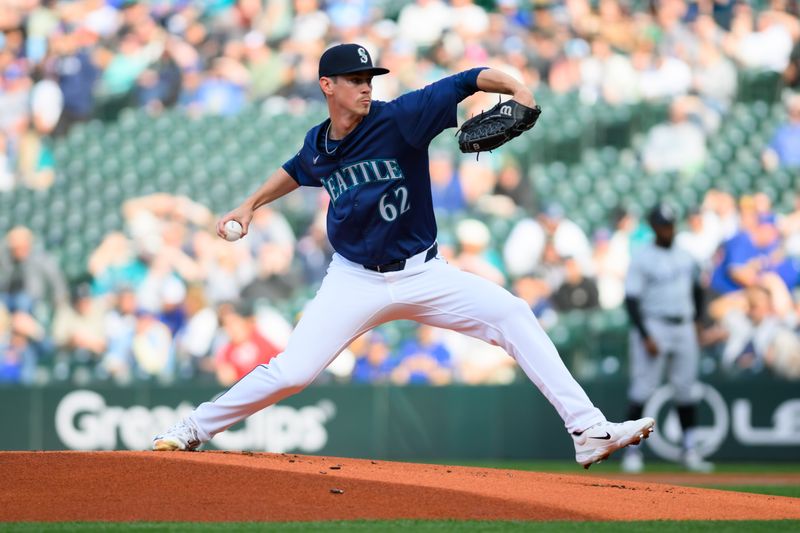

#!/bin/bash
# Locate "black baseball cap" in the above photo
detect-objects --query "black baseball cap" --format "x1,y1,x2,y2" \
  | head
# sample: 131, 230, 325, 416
318, 43, 390, 79
648, 203, 677, 227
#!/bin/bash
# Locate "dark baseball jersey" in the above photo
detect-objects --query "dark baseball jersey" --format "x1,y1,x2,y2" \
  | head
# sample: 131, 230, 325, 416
282, 67, 487, 265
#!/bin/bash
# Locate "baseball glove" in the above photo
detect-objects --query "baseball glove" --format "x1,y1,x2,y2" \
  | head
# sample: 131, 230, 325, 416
458, 100, 541, 154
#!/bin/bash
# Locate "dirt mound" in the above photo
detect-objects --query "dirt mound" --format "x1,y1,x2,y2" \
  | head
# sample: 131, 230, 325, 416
1, 451, 798, 522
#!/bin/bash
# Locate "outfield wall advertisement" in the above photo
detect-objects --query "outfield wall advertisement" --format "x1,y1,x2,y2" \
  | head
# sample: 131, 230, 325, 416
1, 380, 797, 461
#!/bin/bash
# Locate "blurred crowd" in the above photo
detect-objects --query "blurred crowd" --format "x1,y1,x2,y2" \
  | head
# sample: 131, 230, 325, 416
2, 0, 800, 189
4, 186, 800, 386
3, 0, 800, 385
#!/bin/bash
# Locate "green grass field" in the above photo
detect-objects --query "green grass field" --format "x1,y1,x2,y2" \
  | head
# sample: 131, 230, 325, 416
433, 459, 800, 474
435, 460, 800, 498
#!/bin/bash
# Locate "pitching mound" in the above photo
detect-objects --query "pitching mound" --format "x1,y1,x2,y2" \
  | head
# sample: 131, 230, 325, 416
1, 451, 799, 522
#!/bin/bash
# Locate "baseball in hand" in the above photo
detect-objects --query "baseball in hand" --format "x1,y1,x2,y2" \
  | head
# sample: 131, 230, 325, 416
223, 220, 243, 241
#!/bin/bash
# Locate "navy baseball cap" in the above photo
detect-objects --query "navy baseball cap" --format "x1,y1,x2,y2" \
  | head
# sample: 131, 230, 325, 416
318, 43, 389, 78
648, 203, 677, 226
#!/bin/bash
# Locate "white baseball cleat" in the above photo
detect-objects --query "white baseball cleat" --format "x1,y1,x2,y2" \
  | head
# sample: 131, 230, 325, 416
152, 418, 203, 451
572, 417, 655, 469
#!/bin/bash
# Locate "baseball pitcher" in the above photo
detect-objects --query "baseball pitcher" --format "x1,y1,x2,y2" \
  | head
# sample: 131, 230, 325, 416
153, 43, 654, 468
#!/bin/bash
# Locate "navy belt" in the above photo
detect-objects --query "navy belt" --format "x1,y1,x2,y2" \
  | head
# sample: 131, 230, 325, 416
364, 244, 438, 273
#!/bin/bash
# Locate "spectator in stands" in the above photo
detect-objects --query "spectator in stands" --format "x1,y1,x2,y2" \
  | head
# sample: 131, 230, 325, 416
51, 283, 108, 370
50, 28, 99, 136
592, 227, 627, 310
457, 156, 498, 207
726, 7, 794, 72
244, 37, 288, 101
135, 254, 187, 315
692, 40, 738, 119
177, 64, 205, 116
653, 0, 697, 60
634, 43, 693, 101
157, 278, 187, 337
99, 28, 160, 98
719, 285, 799, 377
491, 156, 534, 213
0, 131, 14, 191
289, 0, 330, 44
396, 0, 451, 51
101, 286, 137, 384
778, 192, 800, 258
194, 58, 249, 116
513, 275, 557, 329
596, 0, 638, 52
296, 211, 334, 286
134, 43, 183, 114
121, 193, 213, 260
430, 150, 466, 214
30, 70, 63, 137
710, 212, 798, 295
551, 256, 600, 312
214, 301, 279, 386
503, 204, 592, 279
0, 304, 20, 383
200, 238, 256, 305
0, 306, 49, 384
242, 238, 302, 305
702, 188, 740, 243
579, 35, 638, 105
443, 327, 518, 384
641, 96, 707, 175
676, 207, 723, 273
245, 205, 296, 259
0, 62, 31, 140
173, 284, 218, 382
496, 0, 532, 32
88, 232, 148, 296
391, 325, 452, 385
131, 308, 174, 382
548, 37, 588, 95
763, 93, 800, 170
451, 0, 490, 40
784, 29, 800, 89
16, 109, 57, 191
0, 226, 68, 317
351, 330, 396, 384
533, 240, 569, 298
453, 218, 506, 286
281, 47, 328, 102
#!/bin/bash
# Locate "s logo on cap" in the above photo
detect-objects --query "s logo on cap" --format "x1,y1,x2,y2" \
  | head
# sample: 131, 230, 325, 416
358, 47, 368, 64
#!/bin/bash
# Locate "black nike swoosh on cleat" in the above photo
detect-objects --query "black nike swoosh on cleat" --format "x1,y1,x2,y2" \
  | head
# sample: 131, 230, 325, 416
589, 432, 612, 440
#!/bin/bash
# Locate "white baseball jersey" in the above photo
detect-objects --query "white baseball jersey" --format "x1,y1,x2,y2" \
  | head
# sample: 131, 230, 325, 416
625, 242, 701, 404
625, 243, 697, 320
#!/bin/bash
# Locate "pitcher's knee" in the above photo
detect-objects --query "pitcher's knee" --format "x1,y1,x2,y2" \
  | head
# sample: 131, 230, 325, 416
270, 362, 315, 393
497, 297, 538, 327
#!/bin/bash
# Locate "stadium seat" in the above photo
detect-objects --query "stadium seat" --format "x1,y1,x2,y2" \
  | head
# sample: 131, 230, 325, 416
737, 70, 782, 104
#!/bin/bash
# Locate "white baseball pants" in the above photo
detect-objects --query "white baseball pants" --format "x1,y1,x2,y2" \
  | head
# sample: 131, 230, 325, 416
190, 249, 606, 441
628, 318, 700, 405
